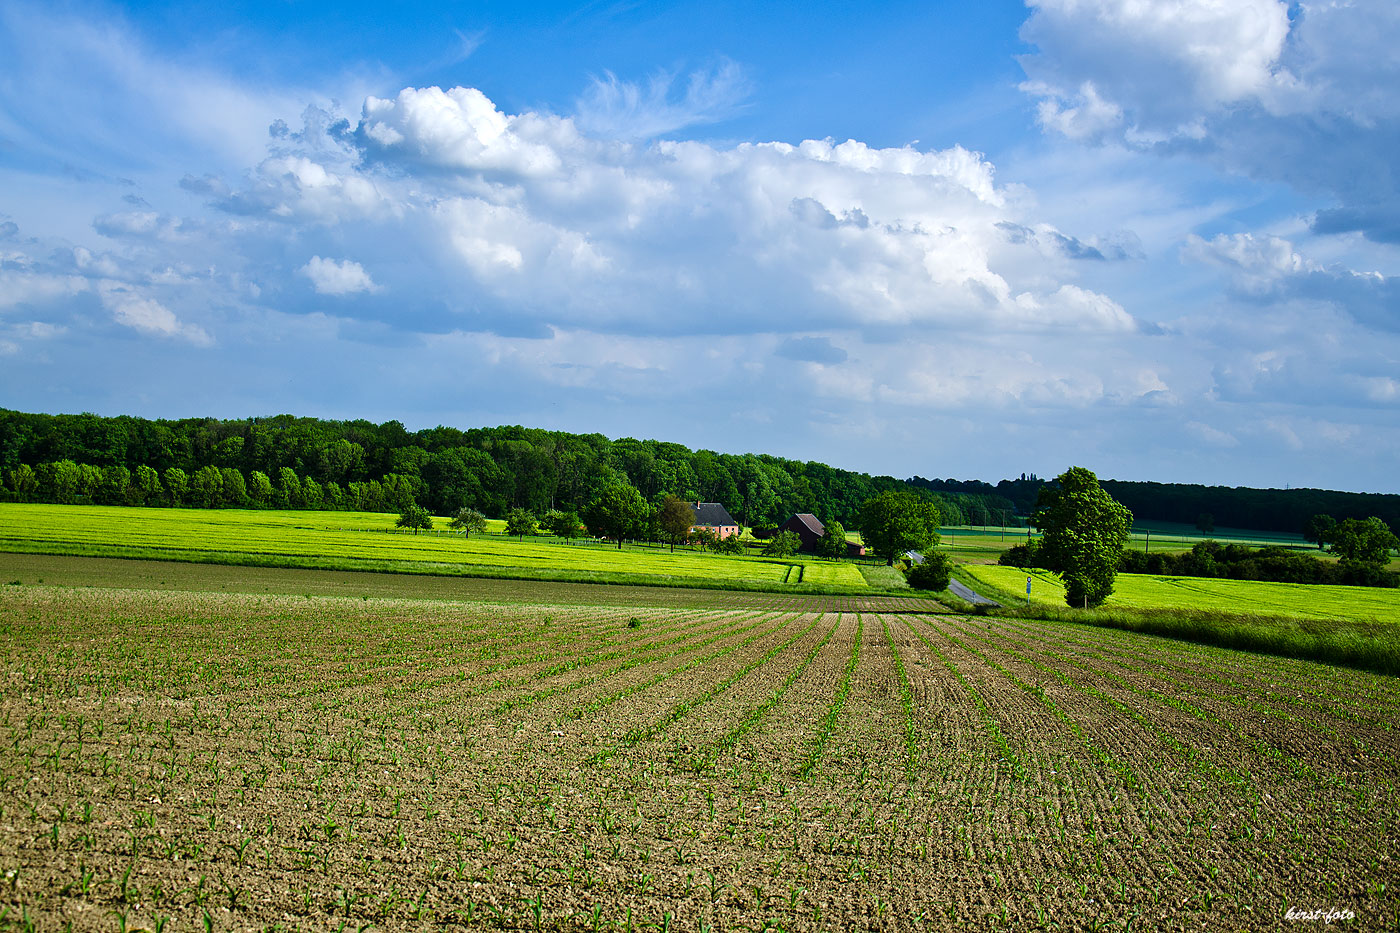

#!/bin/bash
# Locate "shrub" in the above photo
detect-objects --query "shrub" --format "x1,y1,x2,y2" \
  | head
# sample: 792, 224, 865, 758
998, 542, 1039, 568
762, 530, 801, 558
905, 553, 952, 590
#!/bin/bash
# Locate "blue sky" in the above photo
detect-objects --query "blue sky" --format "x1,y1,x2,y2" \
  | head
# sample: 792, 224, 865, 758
1, 0, 1397, 492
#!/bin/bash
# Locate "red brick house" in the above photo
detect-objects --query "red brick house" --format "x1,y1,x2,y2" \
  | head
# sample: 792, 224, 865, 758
689, 502, 740, 540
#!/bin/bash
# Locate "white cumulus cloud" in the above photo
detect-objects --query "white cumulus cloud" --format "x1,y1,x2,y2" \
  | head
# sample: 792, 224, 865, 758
1019, 0, 1400, 245
98, 282, 212, 345
300, 257, 379, 296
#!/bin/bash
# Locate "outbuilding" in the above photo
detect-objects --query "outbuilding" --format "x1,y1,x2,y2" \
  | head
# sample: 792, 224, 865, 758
777, 513, 867, 557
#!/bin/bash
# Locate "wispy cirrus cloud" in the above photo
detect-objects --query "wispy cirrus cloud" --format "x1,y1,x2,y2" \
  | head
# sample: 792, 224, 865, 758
574, 59, 752, 139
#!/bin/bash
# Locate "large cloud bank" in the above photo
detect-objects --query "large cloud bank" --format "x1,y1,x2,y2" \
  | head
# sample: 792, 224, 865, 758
0, 1, 1396, 489
1021, 0, 1400, 248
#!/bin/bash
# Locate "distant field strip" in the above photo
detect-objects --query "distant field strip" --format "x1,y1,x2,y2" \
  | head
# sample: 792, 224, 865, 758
963, 563, 1400, 623
0, 503, 867, 588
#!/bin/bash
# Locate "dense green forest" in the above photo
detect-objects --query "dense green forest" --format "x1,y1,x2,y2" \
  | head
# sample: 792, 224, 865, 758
5, 409, 1396, 534
911, 474, 1400, 536
0, 409, 1005, 527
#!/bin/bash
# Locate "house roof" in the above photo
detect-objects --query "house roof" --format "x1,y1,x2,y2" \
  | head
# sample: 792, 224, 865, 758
781, 513, 825, 537
692, 501, 738, 526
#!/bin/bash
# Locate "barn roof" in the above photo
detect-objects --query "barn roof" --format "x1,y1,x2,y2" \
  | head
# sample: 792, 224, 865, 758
782, 513, 825, 537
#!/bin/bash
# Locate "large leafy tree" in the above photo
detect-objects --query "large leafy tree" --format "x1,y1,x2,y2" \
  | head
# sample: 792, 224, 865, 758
6, 463, 38, 499
657, 496, 697, 552
162, 467, 188, 506
858, 491, 941, 565
129, 464, 159, 504
817, 520, 847, 560
1303, 514, 1337, 550
1031, 467, 1133, 608
1330, 516, 1398, 566
583, 483, 652, 549
189, 465, 223, 508
247, 470, 274, 506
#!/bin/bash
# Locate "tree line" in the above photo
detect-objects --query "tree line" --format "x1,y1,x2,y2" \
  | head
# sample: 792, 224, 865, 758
1002, 523, 1399, 588
912, 473, 1400, 536
0, 408, 1006, 528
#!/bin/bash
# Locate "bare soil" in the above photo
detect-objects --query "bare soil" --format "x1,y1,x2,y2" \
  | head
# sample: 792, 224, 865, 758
0, 562, 1396, 931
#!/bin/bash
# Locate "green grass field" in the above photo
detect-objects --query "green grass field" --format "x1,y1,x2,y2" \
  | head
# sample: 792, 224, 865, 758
0, 503, 871, 591
962, 563, 1400, 624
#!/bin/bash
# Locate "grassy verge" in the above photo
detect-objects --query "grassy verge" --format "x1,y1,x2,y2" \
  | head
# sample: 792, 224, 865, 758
855, 561, 908, 588
959, 564, 1400, 676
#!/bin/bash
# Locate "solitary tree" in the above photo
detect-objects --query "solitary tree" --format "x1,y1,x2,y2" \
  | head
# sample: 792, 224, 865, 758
448, 507, 488, 538
1030, 466, 1133, 608
583, 483, 652, 549
1303, 514, 1338, 550
1195, 513, 1215, 534
657, 496, 697, 552
505, 507, 538, 539
858, 491, 942, 565
817, 520, 848, 560
395, 505, 433, 534
1330, 516, 1399, 566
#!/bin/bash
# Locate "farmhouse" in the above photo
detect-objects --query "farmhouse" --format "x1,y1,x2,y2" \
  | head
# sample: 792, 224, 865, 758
778, 513, 868, 557
689, 501, 741, 540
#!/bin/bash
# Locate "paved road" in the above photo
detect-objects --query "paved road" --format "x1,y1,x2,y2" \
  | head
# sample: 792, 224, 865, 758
948, 578, 1000, 606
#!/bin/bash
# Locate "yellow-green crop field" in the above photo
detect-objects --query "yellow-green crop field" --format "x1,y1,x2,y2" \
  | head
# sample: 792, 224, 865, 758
962, 564, 1400, 623
0, 504, 869, 590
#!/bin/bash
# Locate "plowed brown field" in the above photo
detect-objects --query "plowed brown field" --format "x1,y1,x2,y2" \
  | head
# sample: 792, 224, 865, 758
1, 569, 1396, 930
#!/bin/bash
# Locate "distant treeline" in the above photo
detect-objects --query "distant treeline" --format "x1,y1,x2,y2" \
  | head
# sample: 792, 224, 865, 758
0, 409, 1007, 527
911, 473, 1400, 535
1002, 539, 1397, 588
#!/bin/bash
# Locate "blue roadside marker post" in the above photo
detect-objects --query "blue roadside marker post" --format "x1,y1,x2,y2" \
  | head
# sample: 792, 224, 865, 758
1026, 575, 1032, 608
